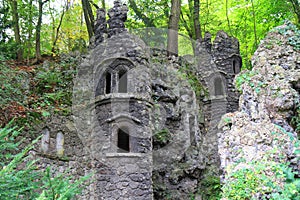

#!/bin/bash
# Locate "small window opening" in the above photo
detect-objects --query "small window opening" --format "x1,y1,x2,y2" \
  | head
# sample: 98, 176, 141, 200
56, 131, 64, 157
118, 70, 127, 93
117, 128, 129, 152
214, 77, 224, 96
105, 72, 111, 94
233, 59, 241, 74
41, 128, 50, 153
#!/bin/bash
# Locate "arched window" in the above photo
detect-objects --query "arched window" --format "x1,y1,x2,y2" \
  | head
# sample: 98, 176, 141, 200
214, 77, 224, 96
105, 72, 112, 94
118, 69, 127, 93
56, 131, 64, 157
41, 127, 50, 153
117, 127, 129, 153
233, 58, 241, 74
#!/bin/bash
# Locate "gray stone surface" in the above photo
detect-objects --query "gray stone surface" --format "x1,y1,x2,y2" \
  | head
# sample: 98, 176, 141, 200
33, 1, 242, 199
218, 22, 300, 198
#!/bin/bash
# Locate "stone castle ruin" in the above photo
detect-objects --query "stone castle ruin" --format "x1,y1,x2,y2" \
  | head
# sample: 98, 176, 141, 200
36, 1, 242, 199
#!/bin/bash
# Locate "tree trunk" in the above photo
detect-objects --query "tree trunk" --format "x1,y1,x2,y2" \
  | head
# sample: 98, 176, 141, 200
81, 0, 94, 41
167, 0, 181, 56
35, 0, 49, 62
225, 0, 232, 35
27, 0, 33, 64
180, 11, 196, 54
194, 0, 202, 40
250, 0, 258, 49
101, 0, 105, 9
86, 0, 94, 31
51, 7, 65, 55
36, 0, 42, 61
49, 1, 55, 49
10, 0, 22, 61
289, 0, 300, 24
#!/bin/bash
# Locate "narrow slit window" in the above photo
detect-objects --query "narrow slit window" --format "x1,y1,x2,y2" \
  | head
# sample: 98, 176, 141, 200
105, 72, 111, 94
118, 70, 127, 93
56, 131, 64, 157
233, 59, 241, 74
117, 128, 129, 152
41, 128, 50, 153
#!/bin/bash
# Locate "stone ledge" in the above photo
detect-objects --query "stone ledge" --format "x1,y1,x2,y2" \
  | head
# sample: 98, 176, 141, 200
106, 153, 145, 158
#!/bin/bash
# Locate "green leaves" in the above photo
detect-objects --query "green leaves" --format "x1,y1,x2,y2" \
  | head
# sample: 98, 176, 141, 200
235, 70, 257, 92
222, 124, 300, 199
153, 128, 171, 146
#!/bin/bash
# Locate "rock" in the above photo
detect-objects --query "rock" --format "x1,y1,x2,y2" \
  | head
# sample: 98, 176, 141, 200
218, 22, 300, 198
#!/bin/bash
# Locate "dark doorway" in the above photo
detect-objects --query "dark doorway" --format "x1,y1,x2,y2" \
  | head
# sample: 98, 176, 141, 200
117, 128, 129, 152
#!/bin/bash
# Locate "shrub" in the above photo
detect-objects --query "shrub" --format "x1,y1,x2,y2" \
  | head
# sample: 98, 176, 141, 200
221, 127, 300, 200
0, 122, 90, 199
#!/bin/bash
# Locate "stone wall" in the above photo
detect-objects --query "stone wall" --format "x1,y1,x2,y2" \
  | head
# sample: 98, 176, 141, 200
31, 1, 243, 199
193, 31, 242, 178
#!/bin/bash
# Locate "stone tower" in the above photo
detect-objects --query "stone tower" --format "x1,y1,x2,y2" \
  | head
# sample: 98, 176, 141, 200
73, 1, 154, 199
92, 1, 153, 199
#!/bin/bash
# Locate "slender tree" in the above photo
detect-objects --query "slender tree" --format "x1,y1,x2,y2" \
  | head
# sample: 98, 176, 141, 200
250, 0, 258, 50
288, 0, 300, 24
50, 1, 66, 55
9, 0, 23, 61
81, 0, 94, 41
36, 0, 50, 62
167, 0, 181, 55
225, 0, 232, 35
101, 0, 105, 9
193, 0, 201, 40
26, 0, 34, 63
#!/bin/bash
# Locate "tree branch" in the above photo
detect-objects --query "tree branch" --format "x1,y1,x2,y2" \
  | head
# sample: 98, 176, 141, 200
128, 0, 155, 27
89, 0, 99, 9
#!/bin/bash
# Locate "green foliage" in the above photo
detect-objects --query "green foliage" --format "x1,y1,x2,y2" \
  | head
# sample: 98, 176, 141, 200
39, 167, 90, 200
0, 123, 41, 199
222, 160, 300, 199
0, 62, 31, 127
178, 62, 208, 99
153, 128, 171, 146
235, 70, 266, 94
0, 56, 77, 127
222, 161, 276, 199
30, 58, 77, 117
275, 21, 300, 51
127, 0, 169, 28
0, 2, 17, 59
198, 176, 222, 200
235, 70, 257, 93
0, 122, 23, 166
0, 122, 90, 200
53, 3, 88, 54
0, 62, 27, 106
222, 126, 300, 200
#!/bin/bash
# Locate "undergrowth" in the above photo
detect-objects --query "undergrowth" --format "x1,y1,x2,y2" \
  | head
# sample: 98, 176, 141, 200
0, 121, 90, 199
291, 104, 300, 135
221, 126, 300, 200
0, 55, 78, 128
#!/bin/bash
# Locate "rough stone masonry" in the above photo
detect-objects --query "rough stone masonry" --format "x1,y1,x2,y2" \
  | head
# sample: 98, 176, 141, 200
35, 1, 242, 199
